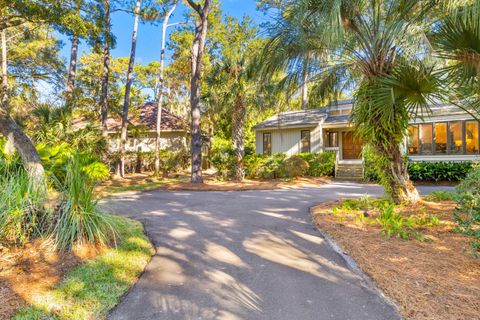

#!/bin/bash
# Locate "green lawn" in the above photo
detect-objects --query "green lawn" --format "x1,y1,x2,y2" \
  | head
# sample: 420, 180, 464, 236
14, 217, 154, 320
102, 177, 186, 195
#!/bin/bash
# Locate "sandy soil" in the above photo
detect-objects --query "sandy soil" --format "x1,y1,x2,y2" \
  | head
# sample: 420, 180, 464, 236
311, 200, 480, 320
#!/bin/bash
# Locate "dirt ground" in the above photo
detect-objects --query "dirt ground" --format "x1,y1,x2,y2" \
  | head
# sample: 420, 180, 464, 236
311, 200, 480, 320
0, 240, 102, 319
98, 171, 331, 194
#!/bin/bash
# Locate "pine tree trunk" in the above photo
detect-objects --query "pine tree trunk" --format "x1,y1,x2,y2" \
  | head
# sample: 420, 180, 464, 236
0, 29, 45, 183
232, 94, 246, 181
119, 0, 142, 177
189, 11, 209, 183
100, 0, 111, 139
155, 1, 177, 175
65, 32, 79, 106
301, 64, 308, 110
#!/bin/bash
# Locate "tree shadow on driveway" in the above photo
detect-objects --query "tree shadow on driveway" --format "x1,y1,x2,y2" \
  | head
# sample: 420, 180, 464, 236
103, 182, 400, 320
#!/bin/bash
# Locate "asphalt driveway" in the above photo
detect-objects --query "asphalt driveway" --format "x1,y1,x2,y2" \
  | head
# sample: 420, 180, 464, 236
103, 182, 451, 320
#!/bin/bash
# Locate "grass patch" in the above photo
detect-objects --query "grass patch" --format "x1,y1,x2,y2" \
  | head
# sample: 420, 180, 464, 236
425, 190, 456, 202
14, 216, 154, 320
103, 177, 185, 194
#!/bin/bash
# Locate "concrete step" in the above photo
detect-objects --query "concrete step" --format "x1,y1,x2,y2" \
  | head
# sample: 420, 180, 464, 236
336, 163, 363, 179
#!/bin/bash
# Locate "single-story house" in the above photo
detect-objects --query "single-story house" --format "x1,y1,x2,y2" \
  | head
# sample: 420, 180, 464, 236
253, 100, 479, 178
73, 102, 189, 153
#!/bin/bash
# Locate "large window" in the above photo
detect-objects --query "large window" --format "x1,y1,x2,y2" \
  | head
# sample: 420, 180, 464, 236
301, 130, 311, 153
466, 121, 479, 154
263, 133, 272, 156
449, 121, 464, 154
408, 120, 480, 155
419, 124, 433, 154
435, 122, 447, 154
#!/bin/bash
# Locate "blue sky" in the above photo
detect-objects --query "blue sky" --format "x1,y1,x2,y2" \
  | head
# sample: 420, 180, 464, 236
61, 0, 266, 66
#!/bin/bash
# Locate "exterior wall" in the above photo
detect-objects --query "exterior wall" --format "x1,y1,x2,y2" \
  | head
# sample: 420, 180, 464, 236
255, 126, 319, 156
108, 131, 187, 153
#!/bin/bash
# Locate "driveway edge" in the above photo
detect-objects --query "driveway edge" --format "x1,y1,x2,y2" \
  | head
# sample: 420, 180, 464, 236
309, 206, 403, 319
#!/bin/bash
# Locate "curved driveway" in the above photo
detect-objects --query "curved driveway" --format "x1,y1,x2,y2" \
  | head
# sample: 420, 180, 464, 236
104, 181, 447, 320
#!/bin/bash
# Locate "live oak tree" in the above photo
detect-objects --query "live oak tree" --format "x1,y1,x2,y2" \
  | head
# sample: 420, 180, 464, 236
0, 0, 83, 182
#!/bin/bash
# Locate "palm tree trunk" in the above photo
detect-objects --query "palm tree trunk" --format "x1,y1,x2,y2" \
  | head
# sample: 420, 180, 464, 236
155, 1, 177, 175
232, 94, 246, 181
379, 143, 419, 203
188, 4, 210, 183
119, 0, 142, 177
100, 0, 111, 139
65, 32, 79, 106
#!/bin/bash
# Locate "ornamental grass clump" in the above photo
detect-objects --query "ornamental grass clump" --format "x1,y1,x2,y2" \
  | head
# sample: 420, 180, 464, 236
0, 168, 48, 245
55, 156, 117, 251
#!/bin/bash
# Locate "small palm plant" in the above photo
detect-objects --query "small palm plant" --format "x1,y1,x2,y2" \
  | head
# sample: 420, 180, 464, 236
55, 155, 116, 250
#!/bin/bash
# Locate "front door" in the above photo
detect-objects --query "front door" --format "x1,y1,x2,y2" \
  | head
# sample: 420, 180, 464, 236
342, 131, 362, 159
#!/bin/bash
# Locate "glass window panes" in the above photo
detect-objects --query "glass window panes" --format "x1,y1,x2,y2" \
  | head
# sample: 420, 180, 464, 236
327, 132, 338, 147
263, 133, 272, 156
466, 121, 479, 154
407, 125, 419, 155
435, 123, 447, 154
301, 130, 311, 153
449, 121, 464, 154
419, 124, 433, 154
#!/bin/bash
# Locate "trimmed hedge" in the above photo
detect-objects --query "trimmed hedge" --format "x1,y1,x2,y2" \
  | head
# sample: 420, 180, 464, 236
408, 161, 473, 182
244, 152, 335, 179
297, 152, 336, 177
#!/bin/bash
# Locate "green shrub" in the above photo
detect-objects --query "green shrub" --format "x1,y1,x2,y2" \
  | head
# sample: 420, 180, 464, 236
210, 138, 236, 179
454, 165, 480, 254
245, 152, 335, 179
408, 161, 473, 182
425, 190, 456, 202
283, 155, 309, 177
0, 168, 49, 245
257, 153, 287, 179
55, 156, 116, 250
149, 148, 190, 176
37, 143, 110, 184
297, 152, 336, 176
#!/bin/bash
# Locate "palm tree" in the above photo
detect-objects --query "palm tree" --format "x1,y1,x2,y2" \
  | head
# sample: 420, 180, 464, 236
430, 0, 480, 119
266, 0, 443, 203
207, 57, 258, 181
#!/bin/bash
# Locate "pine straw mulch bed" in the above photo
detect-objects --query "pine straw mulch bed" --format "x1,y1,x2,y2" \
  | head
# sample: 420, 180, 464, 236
97, 172, 331, 195
311, 200, 480, 320
0, 240, 102, 320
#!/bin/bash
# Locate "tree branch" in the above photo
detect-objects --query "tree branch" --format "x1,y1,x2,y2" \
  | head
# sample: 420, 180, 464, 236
185, 0, 202, 15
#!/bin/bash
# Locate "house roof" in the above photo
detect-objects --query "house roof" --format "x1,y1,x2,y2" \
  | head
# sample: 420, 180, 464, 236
72, 102, 188, 133
253, 100, 476, 131
252, 109, 328, 129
